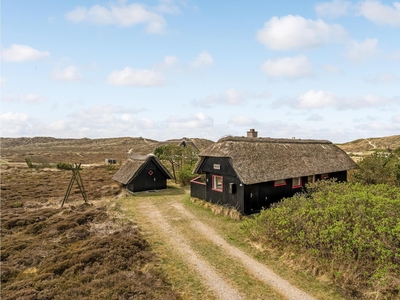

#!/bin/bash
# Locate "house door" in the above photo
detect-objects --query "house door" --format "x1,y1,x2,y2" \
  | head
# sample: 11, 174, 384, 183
248, 185, 260, 213
146, 168, 156, 190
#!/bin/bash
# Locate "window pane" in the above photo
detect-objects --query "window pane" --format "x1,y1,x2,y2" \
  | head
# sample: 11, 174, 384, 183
292, 177, 301, 188
274, 179, 286, 186
212, 175, 223, 191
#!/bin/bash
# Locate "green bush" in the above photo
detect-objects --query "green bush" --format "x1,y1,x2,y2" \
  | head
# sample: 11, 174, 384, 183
352, 149, 400, 186
176, 164, 197, 186
243, 180, 400, 299
25, 157, 34, 168
57, 162, 73, 170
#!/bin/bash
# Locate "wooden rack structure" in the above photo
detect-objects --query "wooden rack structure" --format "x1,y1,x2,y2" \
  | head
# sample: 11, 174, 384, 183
61, 163, 87, 207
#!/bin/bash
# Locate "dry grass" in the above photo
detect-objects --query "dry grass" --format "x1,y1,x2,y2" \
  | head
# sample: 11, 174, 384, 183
1, 164, 181, 300
190, 197, 243, 220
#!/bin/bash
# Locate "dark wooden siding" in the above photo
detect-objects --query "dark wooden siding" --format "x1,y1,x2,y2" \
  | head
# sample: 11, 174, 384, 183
190, 178, 206, 200
243, 170, 348, 214
199, 157, 244, 212
127, 159, 168, 192
196, 155, 348, 214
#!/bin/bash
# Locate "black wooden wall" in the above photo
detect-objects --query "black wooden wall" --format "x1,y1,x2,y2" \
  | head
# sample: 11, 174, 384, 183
199, 157, 245, 213
243, 170, 348, 214
127, 159, 168, 192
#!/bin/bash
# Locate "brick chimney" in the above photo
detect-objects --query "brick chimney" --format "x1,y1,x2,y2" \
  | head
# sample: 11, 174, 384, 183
247, 129, 258, 138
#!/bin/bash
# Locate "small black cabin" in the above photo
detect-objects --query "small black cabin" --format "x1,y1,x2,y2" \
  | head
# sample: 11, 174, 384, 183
112, 154, 172, 192
191, 132, 358, 214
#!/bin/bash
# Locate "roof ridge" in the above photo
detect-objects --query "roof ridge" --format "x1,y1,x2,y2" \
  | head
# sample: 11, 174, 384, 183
218, 136, 332, 144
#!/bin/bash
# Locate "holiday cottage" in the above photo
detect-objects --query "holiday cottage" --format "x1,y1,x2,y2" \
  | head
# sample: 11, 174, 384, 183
113, 154, 172, 192
190, 130, 358, 214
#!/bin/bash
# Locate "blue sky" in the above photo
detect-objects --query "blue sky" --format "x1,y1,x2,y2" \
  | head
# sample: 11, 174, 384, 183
1, 0, 399, 142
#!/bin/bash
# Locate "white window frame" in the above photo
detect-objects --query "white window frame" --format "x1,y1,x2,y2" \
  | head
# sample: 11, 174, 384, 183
292, 177, 302, 188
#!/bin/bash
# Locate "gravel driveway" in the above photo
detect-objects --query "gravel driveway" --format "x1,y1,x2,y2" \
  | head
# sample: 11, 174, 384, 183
135, 199, 316, 300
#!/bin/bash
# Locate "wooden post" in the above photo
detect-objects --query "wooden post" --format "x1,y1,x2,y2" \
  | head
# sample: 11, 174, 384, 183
61, 163, 88, 207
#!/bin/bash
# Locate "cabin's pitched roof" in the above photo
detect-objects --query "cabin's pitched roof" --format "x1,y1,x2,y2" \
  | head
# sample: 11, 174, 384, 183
112, 154, 172, 185
193, 136, 358, 185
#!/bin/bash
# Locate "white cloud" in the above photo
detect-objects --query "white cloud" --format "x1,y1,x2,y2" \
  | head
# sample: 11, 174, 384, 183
342, 94, 391, 109
71, 105, 145, 123
1, 44, 50, 62
260, 55, 313, 79
107, 67, 165, 86
52, 66, 83, 82
322, 64, 342, 74
392, 114, 400, 123
307, 114, 324, 121
391, 50, 400, 60
256, 15, 348, 50
364, 73, 399, 84
165, 112, 214, 129
156, 0, 181, 14
45, 120, 67, 132
346, 38, 378, 62
65, 3, 166, 34
315, 0, 351, 17
190, 51, 213, 68
359, 1, 400, 26
248, 91, 271, 99
296, 90, 337, 109
2, 93, 46, 103
164, 55, 179, 66
192, 88, 246, 107
281, 90, 394, 110
228, 115, 260, 126
0, 77, 6, 87
0, 112, 30, 136
354, 120, 400, 133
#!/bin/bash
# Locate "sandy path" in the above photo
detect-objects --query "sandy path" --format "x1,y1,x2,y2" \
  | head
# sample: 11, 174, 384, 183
172, 203, 316, 300
141, 203, 243, 300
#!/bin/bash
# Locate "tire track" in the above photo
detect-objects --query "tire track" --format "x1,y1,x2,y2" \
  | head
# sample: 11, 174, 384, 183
139, 203, 243, 300
172, 203, 316, 300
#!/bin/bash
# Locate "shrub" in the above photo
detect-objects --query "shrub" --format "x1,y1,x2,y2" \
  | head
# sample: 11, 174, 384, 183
57, 162, 73, 170
352, 149, 400, 186
25, 157, 34, 168
243, 180, 400, 299
176, 164, 197, 186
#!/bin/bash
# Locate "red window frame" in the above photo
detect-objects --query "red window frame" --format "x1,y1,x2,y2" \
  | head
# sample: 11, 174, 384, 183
212, 175, 223, 192
292, 177, 302, 189
274, 179, 286, 187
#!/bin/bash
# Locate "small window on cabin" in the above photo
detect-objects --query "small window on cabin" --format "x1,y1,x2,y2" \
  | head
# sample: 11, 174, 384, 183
212, 175, 223, 192
307, 175, 316, 183
292, 177, 302, 188
321, 173, 329, 180
274, 179, 286, 187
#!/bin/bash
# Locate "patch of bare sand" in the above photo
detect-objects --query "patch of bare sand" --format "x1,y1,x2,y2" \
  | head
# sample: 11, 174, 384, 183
140, 203, 243, 300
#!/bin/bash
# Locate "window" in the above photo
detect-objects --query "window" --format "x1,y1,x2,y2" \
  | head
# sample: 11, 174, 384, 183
292, 177, 302, 188
274, 179, 286, 187
307, 175, 315, 183
212, 175, 223, 192
321, 173, 329, 180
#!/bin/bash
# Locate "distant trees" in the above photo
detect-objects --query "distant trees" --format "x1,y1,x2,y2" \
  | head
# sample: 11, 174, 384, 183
352, 147, 400, 186
154, 144, 198, 185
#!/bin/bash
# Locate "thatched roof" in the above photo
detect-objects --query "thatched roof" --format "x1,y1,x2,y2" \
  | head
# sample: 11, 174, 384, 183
112, 154, 172, 185
193, 136, 358, 185
157, 138, 200, 152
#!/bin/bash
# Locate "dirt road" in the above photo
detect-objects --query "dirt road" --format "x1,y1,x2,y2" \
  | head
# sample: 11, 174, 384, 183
120, 191, 325, 300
